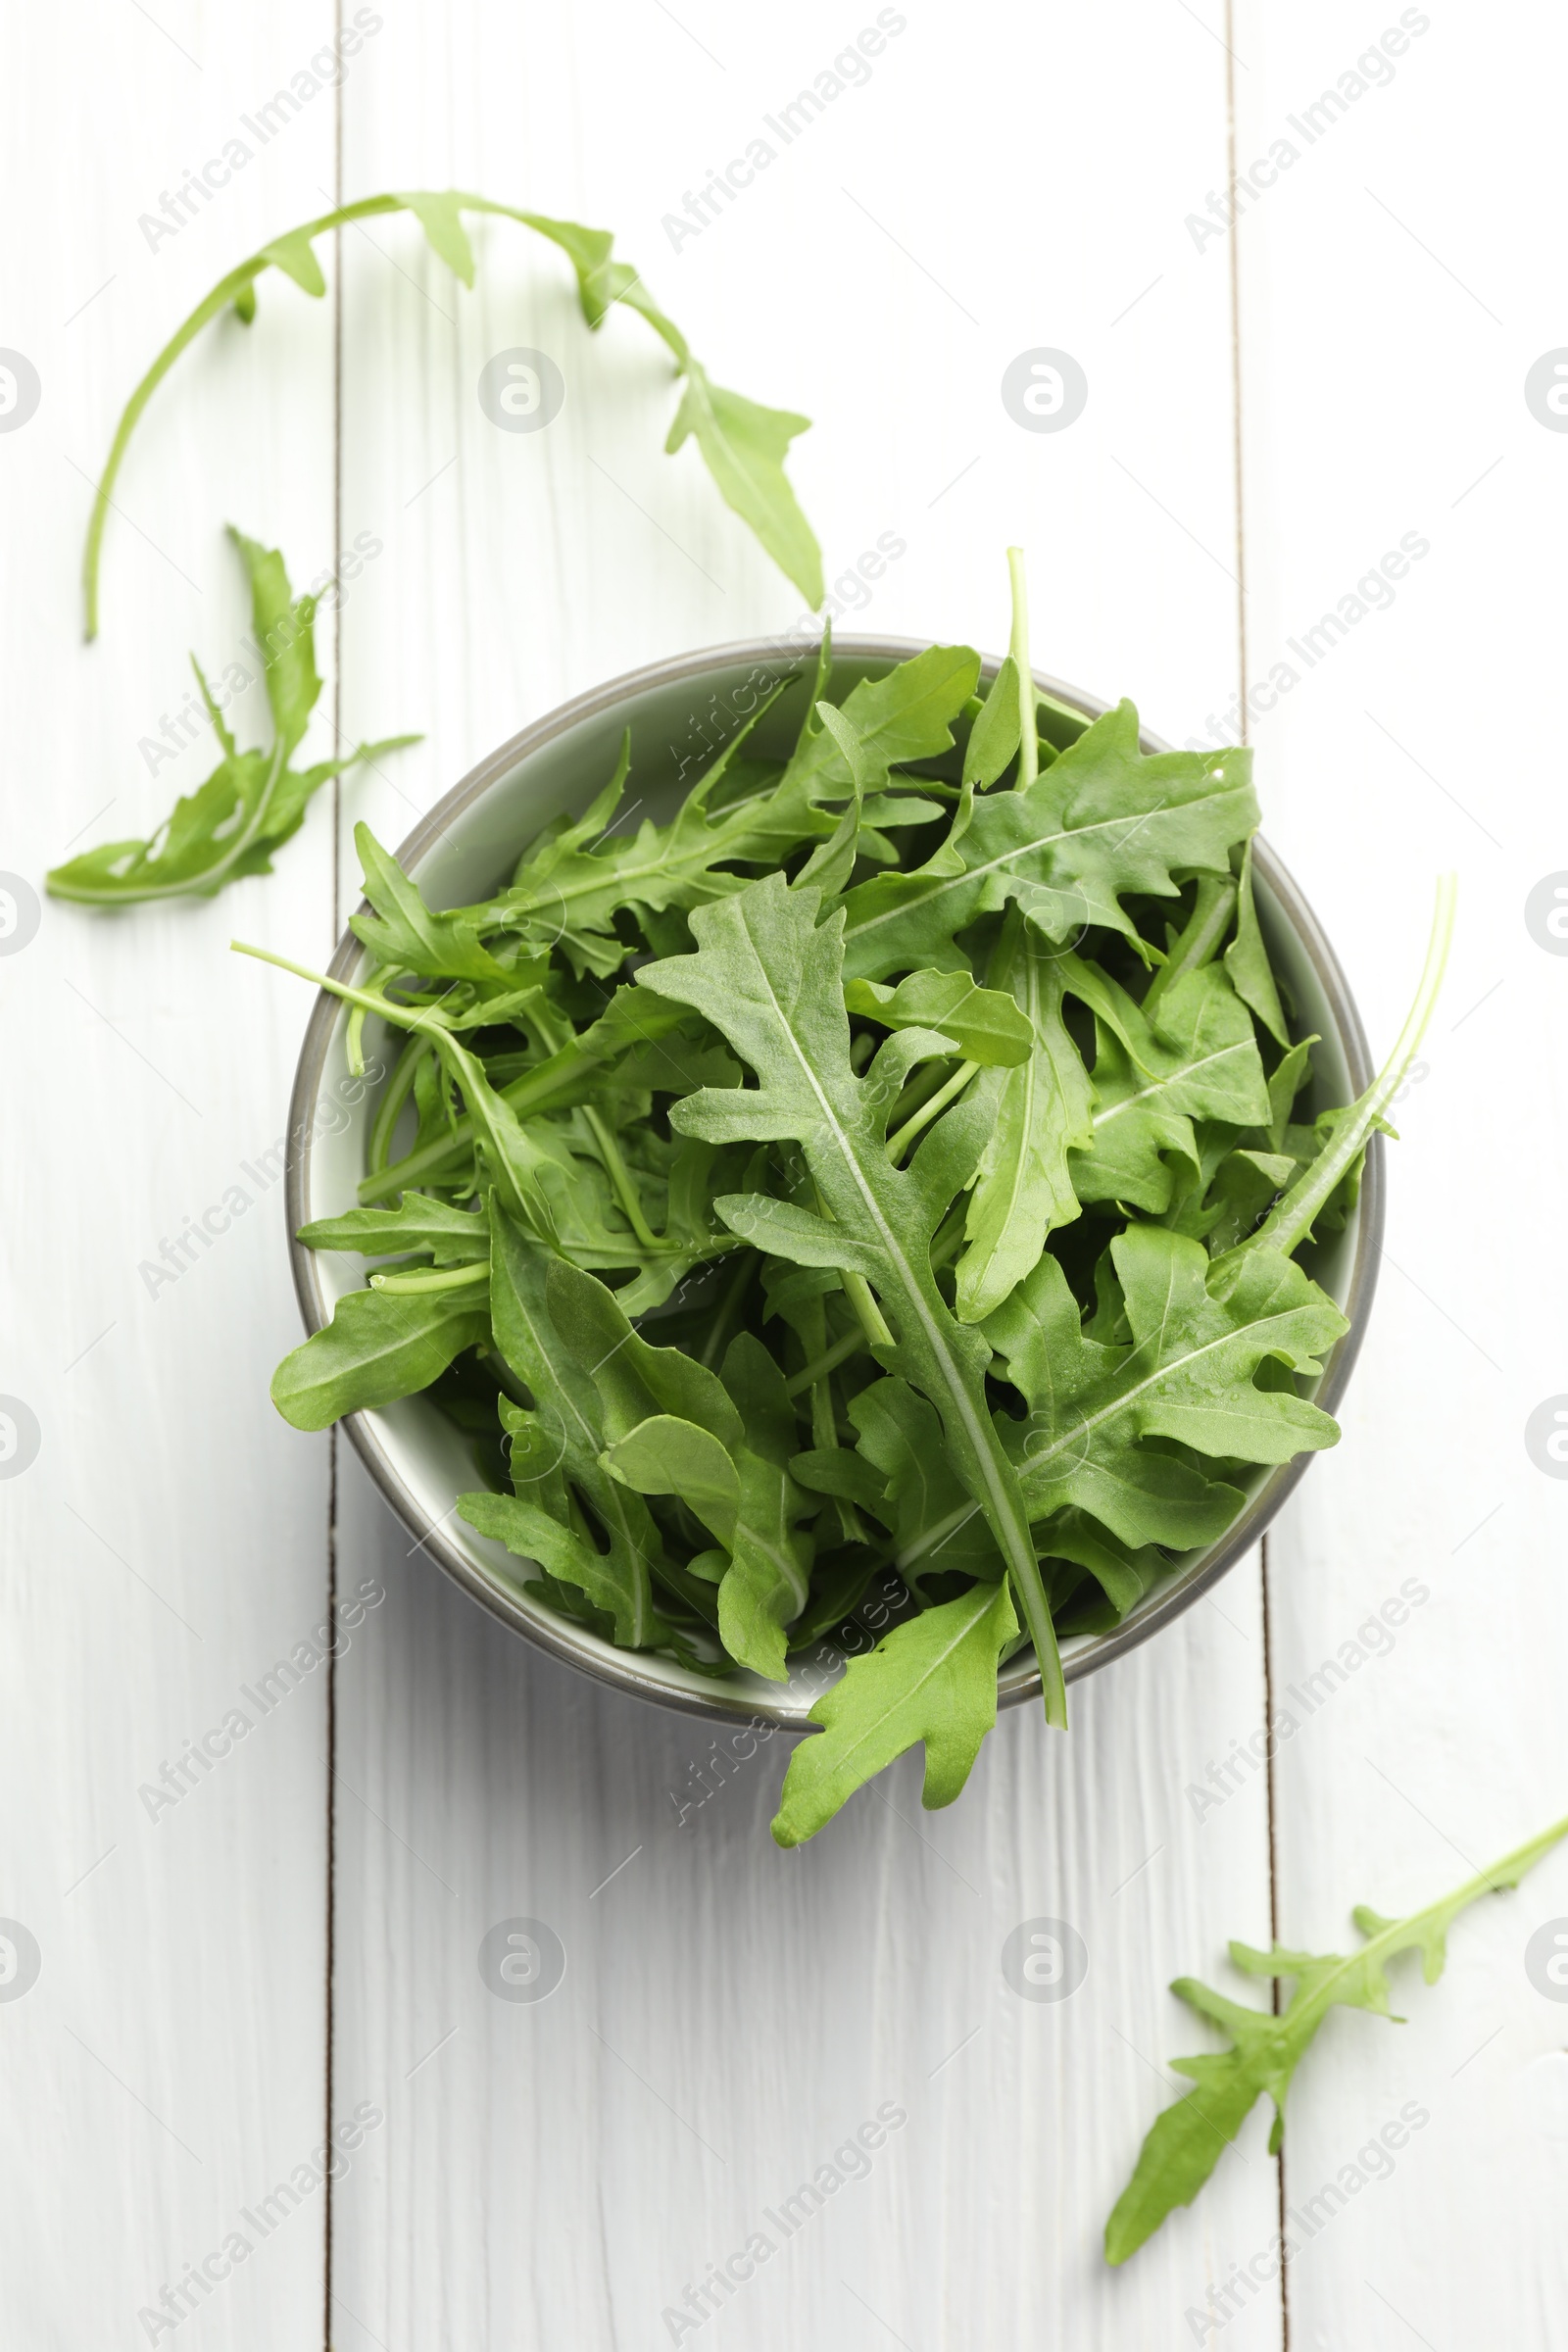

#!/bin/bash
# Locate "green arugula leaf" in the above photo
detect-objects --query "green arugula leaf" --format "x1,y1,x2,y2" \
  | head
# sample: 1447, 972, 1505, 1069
82, 191, 822, 637
779, 644, 981, 799
1215, 877, 1455, 1275
771, 1579, 1018, 1845
838, 1373, 1004, 1591
986, 1223, 1346, 1553
1070, 964, 1271, 1215
840, 702, 1257, 982
845, 967, 1034, 1066
608, 1334, 814, 1680
638, 872, 1067, 1723
1105, 1809, 1568, 2263
665, 364, 822, 606
350, 822, 518, 983
49, 530, 417, 905
296, 1197, 489, 1265
1223, 839, 1289, 1047
952, 913, 1095, 1323
456, 1202, 669, 1646
270, 1282, 488, 1431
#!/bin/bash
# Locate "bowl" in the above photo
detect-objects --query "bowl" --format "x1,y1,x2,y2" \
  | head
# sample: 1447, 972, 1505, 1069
284, 636, 1381, 1728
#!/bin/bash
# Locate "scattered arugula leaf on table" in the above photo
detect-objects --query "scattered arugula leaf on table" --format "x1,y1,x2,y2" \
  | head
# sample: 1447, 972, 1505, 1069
47, 528, 417, 906
241, 549, 1453, 1844
1104, 1809, 1568, 2263
81, 189, 823, 638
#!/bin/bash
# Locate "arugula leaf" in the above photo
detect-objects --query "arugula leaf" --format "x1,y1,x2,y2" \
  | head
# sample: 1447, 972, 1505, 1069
455, 1200, 670, 1647
297, 1197, 489, 1265
951, 912, 1095, 1323
1069, 964, 1271, 1215
607, 1334, 815, 1681
1105, 1809, 1568, 2262
836, 1373, 1004, 1591
665, 366, 821, 606
271, 1282, 488, 1431
1216, 876, 1455, 1274
350, 822, 518, 983
49, 529, 416, 905
771, 1580, 1018, 1846
1223, 839, 1289, 1046
638, 872, 1067, 1723
779, 644, 980, 799
82, 191, 822, 637
845, 967, 1034, 1066
840, 703, 1257, 982
987, 1223, 1346, 1553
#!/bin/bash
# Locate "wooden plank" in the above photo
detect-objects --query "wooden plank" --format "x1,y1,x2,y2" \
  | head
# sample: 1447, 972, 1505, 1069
1232, 2, 1568, 2340
327, 5, 1283, 2346
0, 12, 340, 2343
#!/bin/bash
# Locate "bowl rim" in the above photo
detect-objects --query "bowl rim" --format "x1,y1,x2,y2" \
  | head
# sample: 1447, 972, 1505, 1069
284, 632, 1383, 1723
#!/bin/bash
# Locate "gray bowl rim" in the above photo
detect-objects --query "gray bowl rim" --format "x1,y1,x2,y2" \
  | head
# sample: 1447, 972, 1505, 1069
284, 631, 1382, 1725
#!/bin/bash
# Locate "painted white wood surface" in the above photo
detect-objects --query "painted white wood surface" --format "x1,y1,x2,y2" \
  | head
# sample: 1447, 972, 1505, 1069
1233, 4, 1568, 2343
6, 3, 1563, 2347
327, 8, 1276, 2350
0, 12, 342, 2349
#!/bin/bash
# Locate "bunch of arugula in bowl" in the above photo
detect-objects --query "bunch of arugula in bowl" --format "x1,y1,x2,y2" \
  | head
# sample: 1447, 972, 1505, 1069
244, 554, 1447, 1844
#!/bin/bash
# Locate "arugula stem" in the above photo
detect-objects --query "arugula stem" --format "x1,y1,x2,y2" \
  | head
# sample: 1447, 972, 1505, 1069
885, 1060, 979, 1164
784, 1325, 867, 1398
367, 1034, 432, 1176
1006, 546, 1037, 793
1283, 1807, 1568, 2052
231, 940, 448, 1036
1227, 873, 1456, 1269
581, 1106, 660, 1250
842, 1270, 895, 1351
84, 189, 820, 637
82, 195, 411, 639
698, 1254, 754, 1368
1141, 875, 1237, 1020
370, 1260, 489, 1296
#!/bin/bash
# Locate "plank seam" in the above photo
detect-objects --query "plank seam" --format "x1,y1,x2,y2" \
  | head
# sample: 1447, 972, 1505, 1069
324, 10, 345, 2345
1227, 6, 1284, 2339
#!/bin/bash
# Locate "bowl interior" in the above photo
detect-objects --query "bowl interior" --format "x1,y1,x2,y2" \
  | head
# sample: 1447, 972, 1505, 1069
292, 637, 1378, 1728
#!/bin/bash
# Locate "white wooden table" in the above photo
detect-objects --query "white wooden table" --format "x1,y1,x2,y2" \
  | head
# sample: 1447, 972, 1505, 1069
7, 5, 1567, 2343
